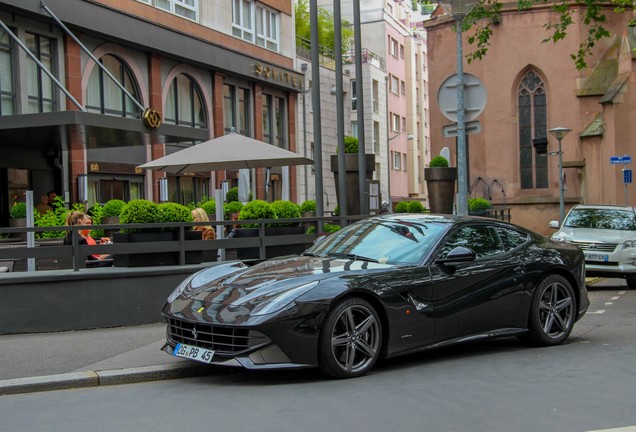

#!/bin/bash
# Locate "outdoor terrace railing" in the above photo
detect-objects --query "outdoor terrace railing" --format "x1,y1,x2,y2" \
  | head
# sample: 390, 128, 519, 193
0, 216, 364, 273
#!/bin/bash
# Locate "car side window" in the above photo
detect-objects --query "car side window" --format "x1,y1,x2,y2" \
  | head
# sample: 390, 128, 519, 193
495, 227, 529, 251
440, 225, 505, 259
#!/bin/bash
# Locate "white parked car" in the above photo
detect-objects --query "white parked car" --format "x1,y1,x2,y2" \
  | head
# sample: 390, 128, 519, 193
550, 204, 636, 288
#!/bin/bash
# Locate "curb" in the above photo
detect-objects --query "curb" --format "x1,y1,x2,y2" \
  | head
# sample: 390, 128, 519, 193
0, 363, 211, 396
585, 277, 604, 286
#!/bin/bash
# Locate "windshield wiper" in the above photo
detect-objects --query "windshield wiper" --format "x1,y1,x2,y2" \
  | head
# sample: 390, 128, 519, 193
327, 252, 379, 263
302, 252, 323, 257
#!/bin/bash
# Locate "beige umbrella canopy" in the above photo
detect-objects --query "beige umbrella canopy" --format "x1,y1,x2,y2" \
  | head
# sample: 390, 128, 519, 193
138, 130, 313, 174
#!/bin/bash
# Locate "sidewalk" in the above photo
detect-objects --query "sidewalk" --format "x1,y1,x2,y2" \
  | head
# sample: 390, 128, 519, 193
0, 277, 619, 396
0, 322, 211, 396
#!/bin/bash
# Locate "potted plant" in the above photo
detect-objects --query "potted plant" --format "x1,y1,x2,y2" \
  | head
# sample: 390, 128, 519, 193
468, 197, 493, 216
330, 135, 375, 216
407, 201, 426, 213
9, 202, 28, 240
395, 201, 409, 213
101, 199, 126, 237
425, 155, 457, 214
300, 199, 317, 233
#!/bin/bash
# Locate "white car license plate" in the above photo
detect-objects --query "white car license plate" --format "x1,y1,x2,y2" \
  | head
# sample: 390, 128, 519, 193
585, 253, 609, 262
173, 343, 214, 364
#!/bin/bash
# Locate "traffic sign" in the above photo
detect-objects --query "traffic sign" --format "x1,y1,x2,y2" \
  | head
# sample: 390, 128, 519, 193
624, 169, 632, 184
437, 73, 487, 123
442, 121, 481, 138
610, 155, 632, 164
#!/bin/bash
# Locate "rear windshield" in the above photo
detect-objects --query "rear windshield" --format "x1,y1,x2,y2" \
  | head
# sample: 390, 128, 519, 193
564, 208, 636, 230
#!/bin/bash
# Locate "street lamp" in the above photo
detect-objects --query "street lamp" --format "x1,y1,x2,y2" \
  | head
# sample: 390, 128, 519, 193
438, 0, 479, 216
548, 127, 571, 225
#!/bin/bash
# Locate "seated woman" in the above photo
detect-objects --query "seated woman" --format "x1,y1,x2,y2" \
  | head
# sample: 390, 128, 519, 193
191, 207, 215, 240
64, 211, 112, 263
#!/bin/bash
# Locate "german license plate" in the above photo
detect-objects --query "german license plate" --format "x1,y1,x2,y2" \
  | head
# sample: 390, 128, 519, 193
585, 253, 608, 262
173, 343, 214, 363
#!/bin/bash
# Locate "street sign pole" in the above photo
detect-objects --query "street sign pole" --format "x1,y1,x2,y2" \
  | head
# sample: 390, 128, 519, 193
611, 155, 632, 206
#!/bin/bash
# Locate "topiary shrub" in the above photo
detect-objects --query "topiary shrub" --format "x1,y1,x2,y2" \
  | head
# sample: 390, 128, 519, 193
119, 199, 159, 232
224, 201, 244, 219
200, 199, 216, 215
344, 135, 358, 154
156, 202, 193, 231
300, 200, 316, 213
102, 199, 126, 218
271, 200, 301, 227
468, 197, 492, 214
429, 155, 449, 168
407, 201, 425, 213
238, 200, 276, 228
226, 187, 239, 203
10, 202, 27, 219
395, 201, 409, 213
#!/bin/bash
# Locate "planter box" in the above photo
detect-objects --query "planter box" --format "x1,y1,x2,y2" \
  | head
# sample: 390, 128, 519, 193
113, 230, 202, 267
425, 167, 457, 214
235, 225, 307, 260
330, 154, 376, 216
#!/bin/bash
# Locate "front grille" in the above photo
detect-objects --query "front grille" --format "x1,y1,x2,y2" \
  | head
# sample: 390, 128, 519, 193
584, 260, 618, 267
572, 241, 617, 253
168, 318, 270, 355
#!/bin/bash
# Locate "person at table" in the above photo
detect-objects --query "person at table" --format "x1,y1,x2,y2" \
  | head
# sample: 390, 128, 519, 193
191, 207, 216, 240
64, 211, 112, 261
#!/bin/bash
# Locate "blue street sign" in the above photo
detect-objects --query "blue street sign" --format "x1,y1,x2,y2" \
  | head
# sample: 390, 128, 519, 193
624, 169, 632, 184
610, 155, 632, 164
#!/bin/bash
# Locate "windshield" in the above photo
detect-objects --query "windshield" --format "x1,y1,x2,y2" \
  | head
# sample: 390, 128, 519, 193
564, 208, 636, 230
305, 219, 449, 265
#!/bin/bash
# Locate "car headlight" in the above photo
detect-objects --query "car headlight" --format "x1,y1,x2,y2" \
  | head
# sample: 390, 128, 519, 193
623, 240, 636, 249
250, 281, 319, 316
551, 235, 568, 242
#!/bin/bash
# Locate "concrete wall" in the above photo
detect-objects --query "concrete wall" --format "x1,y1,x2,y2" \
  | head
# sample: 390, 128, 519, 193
0, 263, 210, 335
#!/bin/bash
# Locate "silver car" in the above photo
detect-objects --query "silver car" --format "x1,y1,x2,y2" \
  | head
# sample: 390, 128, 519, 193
550, 204, 636, 288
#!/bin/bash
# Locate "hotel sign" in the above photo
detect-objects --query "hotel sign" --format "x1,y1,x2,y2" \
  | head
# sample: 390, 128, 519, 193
253, 63, 302, 89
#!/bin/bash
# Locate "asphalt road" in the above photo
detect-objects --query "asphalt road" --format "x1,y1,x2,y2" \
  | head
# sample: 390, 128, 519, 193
1, 279, 635, 432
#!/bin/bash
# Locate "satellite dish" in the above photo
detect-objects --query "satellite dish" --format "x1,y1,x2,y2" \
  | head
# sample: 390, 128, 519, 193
440, 147, 451, 165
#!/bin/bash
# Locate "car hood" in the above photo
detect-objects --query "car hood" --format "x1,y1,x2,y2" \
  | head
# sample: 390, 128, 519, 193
554, 227, 636, 243
165, 256, 394, 324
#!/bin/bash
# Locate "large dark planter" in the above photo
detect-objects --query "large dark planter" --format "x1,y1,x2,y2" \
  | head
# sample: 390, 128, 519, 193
101, 216, 120, 238
9, 218, 26, 241
424, 167, 458, 214
113, 230, 202, 267
330, 154, 376, 216
235, 225, 307, 260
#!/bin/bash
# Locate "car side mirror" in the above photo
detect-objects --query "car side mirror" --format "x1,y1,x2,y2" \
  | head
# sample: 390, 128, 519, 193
436, 246, 476, 266
549, 220, 560, 229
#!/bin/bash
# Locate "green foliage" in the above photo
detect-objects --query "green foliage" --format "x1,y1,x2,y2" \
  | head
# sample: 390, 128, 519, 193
156, 202, 193, 231
34, 197, 83, 239
300, 200, 316, 213
407, 201, 425, 213
333, 205, 339, 216
10, 202, 27, 219
462, 0, 632, 70
295, 0, 354, 54
87, 203, 105, 238
344, 136, 358, 154
307, 223, 341, 234
395, 202, 409, 213
119, 199, 159, 232
226, 187, 239, 203
429, 155, 450, 168
468, 197, 493, 211
102, 199, 126, 217
271, 200, 301, 227
224, 201, 244, 219
200, 199, 216, 215
238, 200, 276, 228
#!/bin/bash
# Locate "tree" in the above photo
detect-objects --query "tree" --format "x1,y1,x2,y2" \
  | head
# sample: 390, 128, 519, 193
295, 0, 355, 54
433, 0, 635, 70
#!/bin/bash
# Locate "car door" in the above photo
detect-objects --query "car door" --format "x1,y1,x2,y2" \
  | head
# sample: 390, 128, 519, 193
427, 223, 527, 343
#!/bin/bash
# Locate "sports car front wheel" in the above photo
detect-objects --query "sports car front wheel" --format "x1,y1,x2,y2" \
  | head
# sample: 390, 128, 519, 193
527, 274, 576, 346
318, 297, 382, 379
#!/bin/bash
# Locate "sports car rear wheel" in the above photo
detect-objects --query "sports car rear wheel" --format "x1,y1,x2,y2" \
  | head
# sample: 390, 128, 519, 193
527, 274, 575, 346
318, 297, 382, 379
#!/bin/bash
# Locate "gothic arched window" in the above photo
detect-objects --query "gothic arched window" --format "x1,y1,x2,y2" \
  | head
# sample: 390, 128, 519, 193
164, 73, 207, 128
518, 70, 547, 189
86, 54, 141, 118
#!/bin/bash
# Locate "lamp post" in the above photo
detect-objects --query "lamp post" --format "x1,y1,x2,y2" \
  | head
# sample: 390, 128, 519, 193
548, 127, 571, 225
438, 0, 478, 216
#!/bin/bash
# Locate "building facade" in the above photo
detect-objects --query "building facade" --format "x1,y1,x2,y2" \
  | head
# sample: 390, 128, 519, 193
425, 5, 636, 234
0, 0, 302, 226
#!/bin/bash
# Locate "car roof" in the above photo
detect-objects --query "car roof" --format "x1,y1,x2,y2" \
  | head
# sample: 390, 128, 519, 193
570, 204, 636, 211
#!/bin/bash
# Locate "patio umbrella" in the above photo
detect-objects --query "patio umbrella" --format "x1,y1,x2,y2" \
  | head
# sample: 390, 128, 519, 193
138, 130, 313, 174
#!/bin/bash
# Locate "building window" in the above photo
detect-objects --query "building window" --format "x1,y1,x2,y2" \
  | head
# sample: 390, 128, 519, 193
392, 151, 401, 170
402, 116, 406, 131
164, 73, 207, 128
233, 0, 279, 52
263, 94, 286, 148
86, 54, 142, 118
139, 0, 198, 21
373, 121, 380, 154
391, 76, 399, 95
0, 29, 15, 115
351, 121, 358, 138
392, 113, 400, 132
351, 80, 357, 110
256, 5, 279, 51
25, 32, 56, 113
518, 70, 548, 189
400, 80, 405, 95
389, 37, 398, 57
223, 83, 250, 135
403, 154, 407, 171
399, 44, 404, 58
372, 79, 379, 113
